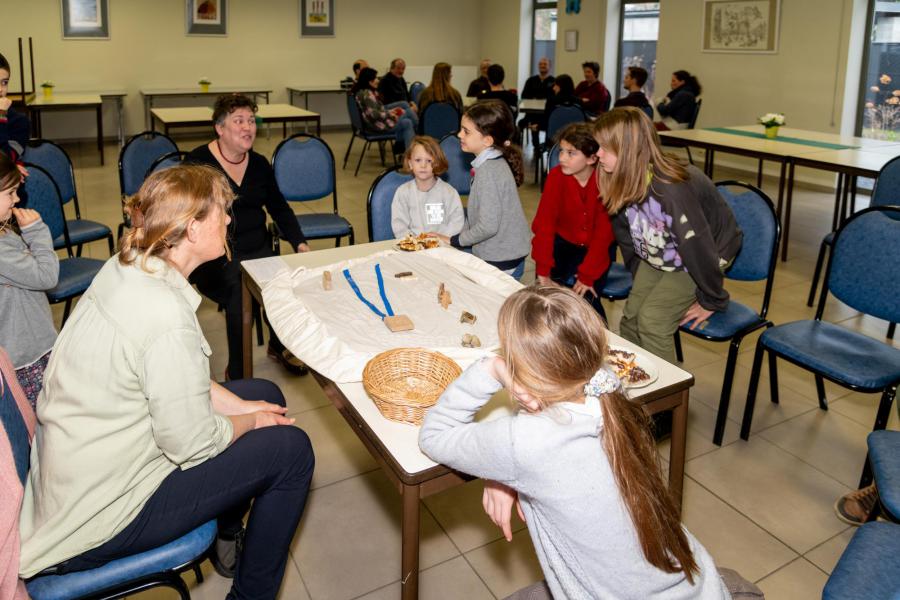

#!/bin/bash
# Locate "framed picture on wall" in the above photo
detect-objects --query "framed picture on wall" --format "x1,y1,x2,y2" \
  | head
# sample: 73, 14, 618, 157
702, 0, 780, 53
300, 0, 335, 37
61, 0, 110, 39
186, 0, 228, 36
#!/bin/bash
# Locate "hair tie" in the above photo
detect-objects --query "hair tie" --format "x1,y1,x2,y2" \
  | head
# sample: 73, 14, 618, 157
503, 140, 511, 147
583, 367, 620, 401
130, 206, 145, 228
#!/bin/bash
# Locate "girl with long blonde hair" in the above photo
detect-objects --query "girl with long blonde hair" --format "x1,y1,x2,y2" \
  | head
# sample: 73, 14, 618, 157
418, 62, 463, 114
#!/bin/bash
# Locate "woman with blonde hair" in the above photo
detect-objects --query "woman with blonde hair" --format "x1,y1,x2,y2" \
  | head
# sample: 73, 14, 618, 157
18, 165, 315, 599
418, 62, 463, 114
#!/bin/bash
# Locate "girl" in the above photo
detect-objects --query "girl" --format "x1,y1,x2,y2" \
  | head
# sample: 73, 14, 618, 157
531, 122, 614, 320
432, 100, 530, 279
391, 135, 464, 238
351, 67, 416, 152
0, 152, 59, 409
594, 107, 741, 363
656, 70, 702, 131
0, 53, 30, 163
417, 62, 463, 115
419, 286, 732, 599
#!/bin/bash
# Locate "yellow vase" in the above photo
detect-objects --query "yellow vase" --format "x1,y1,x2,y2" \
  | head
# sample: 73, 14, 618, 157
200, 83, 210, 93
42, 87, 53, 99
765, 126, 779, 139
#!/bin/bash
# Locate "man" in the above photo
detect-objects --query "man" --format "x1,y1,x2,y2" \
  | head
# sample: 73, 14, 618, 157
521, 57, 555, 100
352, 59, 369, 82
613, 66, 652, 118
467, 58, 492, 98
379, 58, 413, 106
574, 61, 611, 116
479, 64, 518, 113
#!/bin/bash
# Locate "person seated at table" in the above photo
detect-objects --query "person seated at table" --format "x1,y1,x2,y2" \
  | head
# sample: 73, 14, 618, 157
187, 93, 310, 381
518, 57, 555, 138
656, 70, 701, 131
466, 58, 492, 98
351, 67, 416, 153
574, 61, 611, 117
418, 62, 463, 115
0, 54, 29, 166
538, 74, 579, 131
479, 65, 518, 115
378, 57, 416, 111
17, 165, 315, 599
614, 66, 652, 119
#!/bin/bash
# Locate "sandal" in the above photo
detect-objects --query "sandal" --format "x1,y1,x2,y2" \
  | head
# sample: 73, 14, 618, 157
267, 345, 309, 376
834, 484, 879, 526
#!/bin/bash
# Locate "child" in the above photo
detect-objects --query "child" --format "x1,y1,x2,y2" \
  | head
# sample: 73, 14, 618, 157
419, 286, 733, 599
531, 122, 614, 319
391, 136, 464, 238
0, 53, 30, 201
432, 100, 530, 278
0, 152, 59, 408
593, 107, 741, 363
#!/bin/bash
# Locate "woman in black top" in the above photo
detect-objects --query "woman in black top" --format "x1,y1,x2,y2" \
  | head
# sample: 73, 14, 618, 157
188, 94, 309, 380
540, 74, 580, 131
656, 70, 701, 130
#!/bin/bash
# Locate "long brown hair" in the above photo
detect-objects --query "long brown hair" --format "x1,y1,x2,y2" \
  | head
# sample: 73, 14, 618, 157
427, 62, 456, 103
400, 136, 448, 176
497, 286, 699, 583
0, 153, 23, 236
593, 107, 688, 215
463, 100, 524, 186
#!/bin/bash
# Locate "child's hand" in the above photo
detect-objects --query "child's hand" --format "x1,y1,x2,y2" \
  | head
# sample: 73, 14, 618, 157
12, 208, 41, 228
16, 164, 28, 178
679, 301, 714, 330
572, 280, 596, 298
427, 233, 450, 244
536, 275, 554, 287
483, 480, 526, 541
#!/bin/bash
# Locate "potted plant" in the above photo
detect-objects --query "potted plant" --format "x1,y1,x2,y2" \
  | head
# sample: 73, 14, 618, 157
198, 77, 211, 93
41, 80, 55, 100
759, 113, 785, 139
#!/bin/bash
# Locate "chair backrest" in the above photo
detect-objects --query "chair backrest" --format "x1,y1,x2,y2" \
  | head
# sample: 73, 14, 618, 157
822, 205, 900, 324
22, 139, 77, 207
0, 347, 34, 488
21, 162, 71, 254
367, 166, 413, 242
548, 143, 561, 171
145, 150, 191, 179
410, 81, 425, 105
118, 131, 178, 198
420, 102, 460, 139
272, 134, 338, 211
439, 134, 475, 197
870, 154, 900, 208
346, 93, 365, 134
688, 98, 702, 130
546, 104, 587, 142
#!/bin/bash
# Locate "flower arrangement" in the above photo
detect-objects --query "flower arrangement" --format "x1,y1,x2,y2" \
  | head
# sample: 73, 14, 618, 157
198, 77, 211, 85
40, 81, 55, 89
758, 113, 785, 128
864, 74, 900, 140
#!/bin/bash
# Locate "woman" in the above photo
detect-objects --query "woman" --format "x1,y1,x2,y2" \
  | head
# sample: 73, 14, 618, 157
656, 70, 701, 131
188, 94, 308, 381
539, 73, 578, 131
418, 62, 463, 114
18, 166, 315, 600
351, 67, 416, 152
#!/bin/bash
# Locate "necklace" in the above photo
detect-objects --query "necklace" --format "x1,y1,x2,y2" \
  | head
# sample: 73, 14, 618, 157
215, 139, 247, 165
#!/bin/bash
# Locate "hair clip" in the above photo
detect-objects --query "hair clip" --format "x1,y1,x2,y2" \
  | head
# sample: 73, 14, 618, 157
503, 140, 511, 147
583, 367, 620, 401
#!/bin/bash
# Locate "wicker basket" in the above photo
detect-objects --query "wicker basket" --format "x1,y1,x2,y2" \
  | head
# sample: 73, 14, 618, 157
362, 348, 462, 425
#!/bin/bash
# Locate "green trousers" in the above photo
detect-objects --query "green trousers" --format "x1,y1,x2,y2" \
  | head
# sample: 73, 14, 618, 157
619, 261, 697, 363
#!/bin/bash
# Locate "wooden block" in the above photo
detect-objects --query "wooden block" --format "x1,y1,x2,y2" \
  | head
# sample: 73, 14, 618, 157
461, 333, 481, 348
460, 311, 477, 324
384, 315, 414, 332
438, 282, 452, 309
395, 271, 413, 278
322, 271, 332, 290
437, 283, 445, 301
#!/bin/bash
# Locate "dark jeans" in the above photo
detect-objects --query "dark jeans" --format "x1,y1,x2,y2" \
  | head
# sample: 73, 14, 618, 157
190, 245, 287, 380
58, 379, 315, 600
549, 235, 613, 322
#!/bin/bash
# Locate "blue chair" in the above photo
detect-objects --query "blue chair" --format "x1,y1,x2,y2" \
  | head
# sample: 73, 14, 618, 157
367, 166, 413, 242
674, 182, 781, 445
117, 131, 178, 240
22, 163, 105, 325
409, 81, 425, 105
807, 155, 900, 340
547, 143, 561, 171
865, 429, 900, 523
0, 348, 216, 600
23, 139, 114, 257
342, 94, 397, 177
419, 102, 460, 139
439, 134, 475, 197
145, 150, 191, 178
600, 261, 633, 301
822, 521, 900, 600
272, 133, 354, 249
742, 206, 900, 488
537, 104, 586, 187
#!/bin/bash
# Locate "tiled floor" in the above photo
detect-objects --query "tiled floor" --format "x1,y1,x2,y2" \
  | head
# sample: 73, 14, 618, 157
49, 128, 899, 599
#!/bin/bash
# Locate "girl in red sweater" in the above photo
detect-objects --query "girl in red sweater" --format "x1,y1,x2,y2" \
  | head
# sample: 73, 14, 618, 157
531, 123, 614, 319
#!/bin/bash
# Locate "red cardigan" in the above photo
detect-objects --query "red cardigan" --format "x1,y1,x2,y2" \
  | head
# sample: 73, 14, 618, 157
574, 80, 610, 115
531, 166, 614, 286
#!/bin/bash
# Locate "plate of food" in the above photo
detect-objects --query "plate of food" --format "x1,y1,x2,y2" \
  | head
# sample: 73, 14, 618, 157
605, 346, 658, 389
395, 233, 441, 252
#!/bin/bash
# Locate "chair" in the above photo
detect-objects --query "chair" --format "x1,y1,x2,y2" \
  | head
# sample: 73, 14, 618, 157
419, 102, 460, 140
118, 131, 178, 239
367, 166, 413, 242
822, 521, 900, 600
22, 139, 114, 257
865, 429, 900, 523
673, 181, 781, 445
0, 347, 216, 600
547, 143, 561, 171
342, 93, 397, 177
601, 261, 633, 301
271, 133, 354, 249
439, 134, 475, 197
409, 81, 425, 105
807, 155, 900, 340
536, 104, 586, 187
22, 164, 105, 325
742, 206, 900, 488
662, 98, 702, 165
145, 150, 191, 178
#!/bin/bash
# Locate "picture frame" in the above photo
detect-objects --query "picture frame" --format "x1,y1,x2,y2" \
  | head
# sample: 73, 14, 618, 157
186, 0, 228, 36
565, 29, 579, 52
61, 0, 110, 39
702, 0, 780, 54
300, 0, 335, 37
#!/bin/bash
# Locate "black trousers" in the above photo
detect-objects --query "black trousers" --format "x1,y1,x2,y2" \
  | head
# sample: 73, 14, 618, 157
549, 235, 614, 322
59, 379, 314, 600
190, 246, 287, 380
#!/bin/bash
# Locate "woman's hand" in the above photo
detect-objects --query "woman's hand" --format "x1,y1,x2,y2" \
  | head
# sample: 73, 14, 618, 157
12, 208, 41, 228
242, 400, 289, 416
572, 280, 596, 298
253, 410, 295, 429
483, 480, 526, 542
297, 242, 311, 253
679, 301, 714, 330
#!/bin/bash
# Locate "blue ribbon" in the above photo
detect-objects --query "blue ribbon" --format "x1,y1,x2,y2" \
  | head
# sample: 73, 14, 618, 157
342, 264, 395, 319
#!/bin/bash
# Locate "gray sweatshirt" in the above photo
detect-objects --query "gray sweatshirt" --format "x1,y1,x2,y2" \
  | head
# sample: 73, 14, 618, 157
420, 360, 730, 600
391, 178, 464, 237
454, 151, 531, 264
0, 220, 59, 368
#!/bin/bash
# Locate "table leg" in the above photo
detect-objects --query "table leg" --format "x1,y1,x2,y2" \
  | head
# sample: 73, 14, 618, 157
116, 96, 125, 147
831, 173, 844, 232
849, 176, 858, 219
144, 95, 152, 131
401, 483, 420, 600
839, 173, 851, 226
305, 92, 310, 111
668, 390, 688, 516
780, 161, 795, 261
316, 116, 321, 137
97, 105, 105, 166
705, 149, 715, 177
241, 271, 254, 379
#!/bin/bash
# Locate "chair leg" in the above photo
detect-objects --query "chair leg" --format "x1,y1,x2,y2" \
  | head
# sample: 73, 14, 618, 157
355, 141, 369, 176
348, 225, 355, 245
673, 331, 684, 363
872, 386, 896, 432
757, 158, 763, 187
76, 244, 84, 257
888, 322, 896, 340
807, 239, 829, 307
106, 233, 115, 256
377, 141, 386, 166
193, 563, 204, 583
815, 375, 828, 410
713, 337, 742, 446
741, 342, 766, 440
253, 301, 264, 347
686, 147, 694, 165
342, 134, 355, 169
62, 299, 73, 325
768, 350, 779, 405
117, 221, 125, 243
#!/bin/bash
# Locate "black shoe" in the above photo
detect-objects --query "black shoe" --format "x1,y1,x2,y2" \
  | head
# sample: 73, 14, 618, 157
210, 528, 244, 579
267, 344, 309, 376
651, 410, 672, 442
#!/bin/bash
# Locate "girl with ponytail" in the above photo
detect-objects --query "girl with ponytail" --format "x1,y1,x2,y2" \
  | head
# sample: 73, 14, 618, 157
420, 285, 744, 599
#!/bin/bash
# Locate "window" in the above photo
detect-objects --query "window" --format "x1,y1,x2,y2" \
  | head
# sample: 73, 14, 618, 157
858, 0, 900, 140
618, 2, 660, 101
532, 2, 557, 76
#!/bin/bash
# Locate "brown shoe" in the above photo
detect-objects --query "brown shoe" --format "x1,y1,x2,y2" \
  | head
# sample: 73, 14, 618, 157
267, 345, 309, 376
834, 484, 878, 525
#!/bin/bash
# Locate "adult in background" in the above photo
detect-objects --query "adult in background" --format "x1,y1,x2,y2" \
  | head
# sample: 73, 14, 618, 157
479, 64, 518, 114
418, 62, 463, 114
467, 58, 492, 97
351, 68, 416, 152
574, 61, 611, 116
18, 165, 315, 600
378, 58, 415, 108
614, 66, 652, 118
656, 70, 701, 131
352, 59, 369, 82
188, 94, 310, 381
539, 73, 579, 131
519, 57, 555, 141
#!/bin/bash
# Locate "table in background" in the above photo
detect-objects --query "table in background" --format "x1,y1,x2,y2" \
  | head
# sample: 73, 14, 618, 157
151, 104, 320, 138
240, 241, 694, 600
256, 103, 321, 137
27, 93, 105, 165
518, 98, 545, 114
139, 86, 272, 130
286, 85, 347, 110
